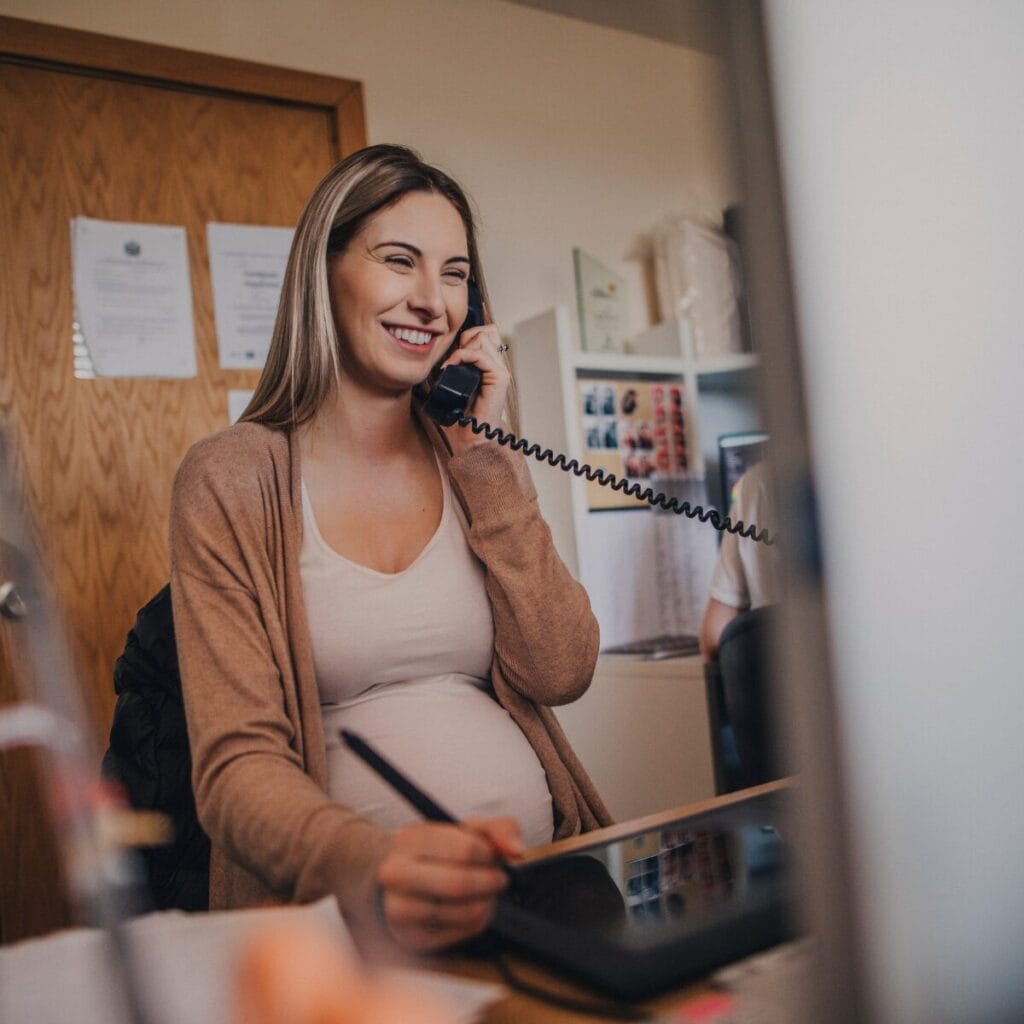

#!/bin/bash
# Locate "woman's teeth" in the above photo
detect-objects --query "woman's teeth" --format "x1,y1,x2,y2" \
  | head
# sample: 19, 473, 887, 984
389, 327, 433, 346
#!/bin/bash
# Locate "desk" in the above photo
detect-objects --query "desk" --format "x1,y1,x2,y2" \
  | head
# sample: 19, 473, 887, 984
422, 780, 791, 1023
0, 783, 791, 1024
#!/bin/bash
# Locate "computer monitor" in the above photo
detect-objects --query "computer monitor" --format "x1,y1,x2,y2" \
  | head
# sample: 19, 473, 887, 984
717, 430, 768, 516
729, 3, 1024, 1023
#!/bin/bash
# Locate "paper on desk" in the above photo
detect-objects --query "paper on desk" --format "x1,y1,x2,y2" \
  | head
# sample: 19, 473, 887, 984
0, 899, 343, 1024
379, 966, 504, 1024
70, 216, 197, 378
704, 940, 814, 1024
0, 897, 504, 1024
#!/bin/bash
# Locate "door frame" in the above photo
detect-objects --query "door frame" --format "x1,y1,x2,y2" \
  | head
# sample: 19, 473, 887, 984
0, 14, 366, 155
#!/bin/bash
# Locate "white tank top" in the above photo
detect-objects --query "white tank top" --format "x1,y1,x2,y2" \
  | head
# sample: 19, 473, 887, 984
299, 459, 554, 848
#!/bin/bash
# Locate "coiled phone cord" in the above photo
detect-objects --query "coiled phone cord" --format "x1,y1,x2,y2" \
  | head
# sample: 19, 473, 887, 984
454, 414, 775, 546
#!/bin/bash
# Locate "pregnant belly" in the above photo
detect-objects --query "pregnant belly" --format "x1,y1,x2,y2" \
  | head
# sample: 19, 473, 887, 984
322, 676, 554, 849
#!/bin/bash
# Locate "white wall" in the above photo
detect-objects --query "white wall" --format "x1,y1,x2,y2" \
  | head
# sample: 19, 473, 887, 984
0, 0, 739, 337
765, 3, 1024, 1022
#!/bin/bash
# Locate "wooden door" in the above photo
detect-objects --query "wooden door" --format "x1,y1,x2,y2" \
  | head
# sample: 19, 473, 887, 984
0, 16, 365, 942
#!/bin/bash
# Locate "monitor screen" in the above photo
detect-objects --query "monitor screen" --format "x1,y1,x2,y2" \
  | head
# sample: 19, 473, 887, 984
718, 431, 769, 515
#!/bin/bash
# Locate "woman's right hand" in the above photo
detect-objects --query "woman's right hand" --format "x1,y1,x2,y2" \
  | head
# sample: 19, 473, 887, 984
376, 817, 524, 952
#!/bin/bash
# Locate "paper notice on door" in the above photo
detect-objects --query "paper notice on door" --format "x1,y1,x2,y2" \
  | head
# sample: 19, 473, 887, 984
227, 388, 255, 425
207, 223, 293, 370
70, 217, 197, 378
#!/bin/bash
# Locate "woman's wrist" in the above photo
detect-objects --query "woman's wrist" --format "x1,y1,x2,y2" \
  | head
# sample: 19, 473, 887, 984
444, 417, 506, 457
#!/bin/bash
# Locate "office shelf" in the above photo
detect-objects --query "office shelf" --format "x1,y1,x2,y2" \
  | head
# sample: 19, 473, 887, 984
513, 306, 760, 586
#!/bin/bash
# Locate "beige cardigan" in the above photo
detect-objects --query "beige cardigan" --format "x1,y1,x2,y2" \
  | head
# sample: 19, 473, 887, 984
169, 418, 611, 938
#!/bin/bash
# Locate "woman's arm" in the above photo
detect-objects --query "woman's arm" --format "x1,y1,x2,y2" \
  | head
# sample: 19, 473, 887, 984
169, 443, 392, 933
447, 442, 600, 707
435, 315, 598, 704
699, 597, 742, 661
171, 439, 520, 948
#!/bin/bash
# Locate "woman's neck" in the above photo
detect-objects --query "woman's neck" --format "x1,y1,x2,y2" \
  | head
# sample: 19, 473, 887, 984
300, 383, 424, 464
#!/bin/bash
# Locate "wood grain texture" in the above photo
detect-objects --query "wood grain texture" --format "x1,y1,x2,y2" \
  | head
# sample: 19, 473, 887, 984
0, 14, 362, 109
0, 20, 366, 942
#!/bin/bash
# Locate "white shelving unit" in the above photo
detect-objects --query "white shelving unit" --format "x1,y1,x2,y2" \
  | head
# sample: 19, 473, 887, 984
511, 305, 759, 815
512, 304, 761, 645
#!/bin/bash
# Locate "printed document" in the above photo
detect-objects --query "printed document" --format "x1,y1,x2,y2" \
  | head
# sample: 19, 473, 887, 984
70, 216, 197, 378
207, 222, 293, 369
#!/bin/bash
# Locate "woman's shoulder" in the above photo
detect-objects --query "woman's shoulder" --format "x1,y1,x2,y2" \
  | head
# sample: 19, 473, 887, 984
173, 422, 290, 501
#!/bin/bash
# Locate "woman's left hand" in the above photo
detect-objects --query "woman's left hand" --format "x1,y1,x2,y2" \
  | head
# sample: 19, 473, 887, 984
438, 323, 512, 455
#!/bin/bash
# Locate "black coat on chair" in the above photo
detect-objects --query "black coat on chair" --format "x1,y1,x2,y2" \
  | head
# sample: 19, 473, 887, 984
101, 585, 210, 911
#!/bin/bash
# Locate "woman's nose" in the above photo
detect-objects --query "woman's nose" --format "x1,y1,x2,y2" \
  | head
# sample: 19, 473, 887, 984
407, 273, 445, 321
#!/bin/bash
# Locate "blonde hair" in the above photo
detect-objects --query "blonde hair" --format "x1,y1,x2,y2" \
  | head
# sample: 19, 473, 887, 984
241, 144, 515, 431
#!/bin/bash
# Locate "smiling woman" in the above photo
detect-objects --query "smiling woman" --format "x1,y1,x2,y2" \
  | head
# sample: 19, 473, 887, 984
166, 144, 612, 954
327, 193, 469, 393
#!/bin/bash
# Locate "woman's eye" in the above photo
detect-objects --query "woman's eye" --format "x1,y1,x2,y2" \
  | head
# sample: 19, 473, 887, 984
385, 255, 414, 269
444, 269, 468, 281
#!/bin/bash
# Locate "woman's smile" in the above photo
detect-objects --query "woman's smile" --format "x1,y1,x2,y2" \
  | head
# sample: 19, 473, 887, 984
328, 191, 470, 390
382, 322, 442, 354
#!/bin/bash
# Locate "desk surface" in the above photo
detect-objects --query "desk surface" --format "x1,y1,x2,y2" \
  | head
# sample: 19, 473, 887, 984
420, 779, 793, 1023
596, 651, 706, 682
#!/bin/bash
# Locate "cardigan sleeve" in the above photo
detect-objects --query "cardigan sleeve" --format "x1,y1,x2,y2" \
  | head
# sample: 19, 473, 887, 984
169, 438, 392, 934
446, 442, 600, 707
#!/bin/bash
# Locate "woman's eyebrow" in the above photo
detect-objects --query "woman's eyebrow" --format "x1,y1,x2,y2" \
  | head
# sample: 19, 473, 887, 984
372, 240, 470, 265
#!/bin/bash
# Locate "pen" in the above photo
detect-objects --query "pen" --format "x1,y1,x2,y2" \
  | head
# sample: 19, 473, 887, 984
339, 728, 523, 889
340, 728, 459, 825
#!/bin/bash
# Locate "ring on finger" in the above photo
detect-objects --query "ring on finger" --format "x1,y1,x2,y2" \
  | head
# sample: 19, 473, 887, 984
496, 342, 510, 353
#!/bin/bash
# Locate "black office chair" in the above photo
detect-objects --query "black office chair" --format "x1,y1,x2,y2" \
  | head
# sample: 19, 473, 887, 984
704, 605, 784, 794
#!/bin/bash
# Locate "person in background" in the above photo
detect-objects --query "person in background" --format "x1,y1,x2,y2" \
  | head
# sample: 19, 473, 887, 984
699, 460, 782, 660
169, 144, 611, 955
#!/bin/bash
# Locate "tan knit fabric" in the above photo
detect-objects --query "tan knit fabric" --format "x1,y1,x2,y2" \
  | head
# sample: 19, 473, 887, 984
169, 414, 611, 941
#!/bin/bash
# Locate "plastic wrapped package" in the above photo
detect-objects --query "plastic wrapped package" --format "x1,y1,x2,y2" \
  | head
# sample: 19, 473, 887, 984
652, 216, 745, 359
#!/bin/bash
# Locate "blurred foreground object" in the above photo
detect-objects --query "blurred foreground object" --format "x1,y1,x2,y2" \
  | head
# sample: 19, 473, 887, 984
1, 897, 501, 1023
236, 919, 453, 1024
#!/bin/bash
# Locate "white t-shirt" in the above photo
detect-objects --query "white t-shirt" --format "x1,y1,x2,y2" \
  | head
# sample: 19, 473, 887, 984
299, 461, 554, 848
709, 461, 782, 610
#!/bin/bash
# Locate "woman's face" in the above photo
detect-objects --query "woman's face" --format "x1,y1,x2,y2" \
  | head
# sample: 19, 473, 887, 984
328, 190, 470, 395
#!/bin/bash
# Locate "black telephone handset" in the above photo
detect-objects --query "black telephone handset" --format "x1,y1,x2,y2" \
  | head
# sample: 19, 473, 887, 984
422, 283, 772, 545
422, 283, 486, 427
